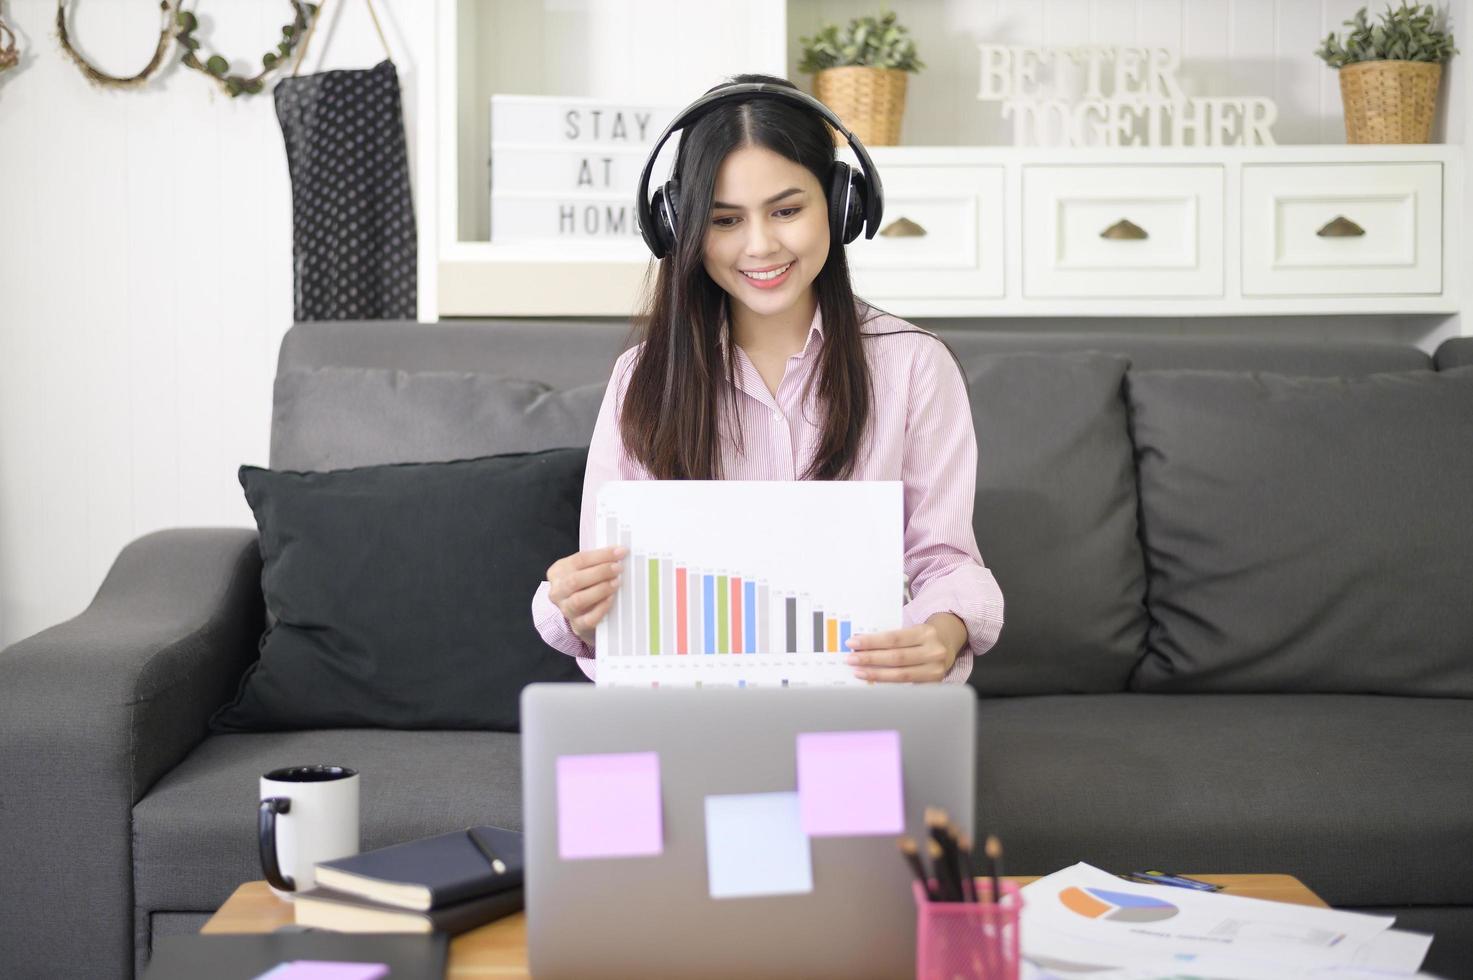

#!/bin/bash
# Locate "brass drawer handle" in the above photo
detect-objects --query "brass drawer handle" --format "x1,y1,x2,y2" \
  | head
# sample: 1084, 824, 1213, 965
879, 217, 927, 237
1317, 215, 1365, 237
1101, 218, 1148, 240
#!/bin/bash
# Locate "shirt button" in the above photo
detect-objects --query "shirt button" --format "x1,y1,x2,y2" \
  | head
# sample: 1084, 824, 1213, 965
771, 412, 782, 423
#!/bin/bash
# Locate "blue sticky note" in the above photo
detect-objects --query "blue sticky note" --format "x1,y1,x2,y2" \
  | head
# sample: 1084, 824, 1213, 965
704, 791, 813, 900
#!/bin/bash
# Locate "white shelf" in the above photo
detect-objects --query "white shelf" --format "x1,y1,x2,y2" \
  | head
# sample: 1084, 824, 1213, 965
425, 4, 1464, 320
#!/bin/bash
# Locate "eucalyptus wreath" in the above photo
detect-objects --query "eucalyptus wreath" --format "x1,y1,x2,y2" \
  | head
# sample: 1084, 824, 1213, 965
175, 1, 319, 97
1, 12, 18, 75
55, 0, 175, 89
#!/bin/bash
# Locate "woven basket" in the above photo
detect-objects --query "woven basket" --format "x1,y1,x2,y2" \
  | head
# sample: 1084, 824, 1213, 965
1338, 60, 1442, 143
813, 66, 908, 146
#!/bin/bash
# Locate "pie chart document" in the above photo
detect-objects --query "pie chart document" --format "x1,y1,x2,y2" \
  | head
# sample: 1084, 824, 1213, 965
594, 481, 903, 688
1019, 863, 1432, 976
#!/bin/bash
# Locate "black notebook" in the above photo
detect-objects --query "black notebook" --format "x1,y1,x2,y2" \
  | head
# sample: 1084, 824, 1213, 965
314, 825, 524, 911
294, 884, 525, 935
142, 932, 447, 980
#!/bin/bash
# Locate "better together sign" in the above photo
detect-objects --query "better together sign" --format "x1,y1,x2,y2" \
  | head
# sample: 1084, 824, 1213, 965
978, 45, 1278, 147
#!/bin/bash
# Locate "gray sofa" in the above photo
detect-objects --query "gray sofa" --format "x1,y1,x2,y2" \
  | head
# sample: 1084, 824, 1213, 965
2, 318, 1471, 980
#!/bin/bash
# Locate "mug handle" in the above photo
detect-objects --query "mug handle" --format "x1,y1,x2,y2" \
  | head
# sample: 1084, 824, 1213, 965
258, 797, 296, 892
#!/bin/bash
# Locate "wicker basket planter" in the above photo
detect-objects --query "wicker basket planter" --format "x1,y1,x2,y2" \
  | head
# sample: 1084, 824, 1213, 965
814, 66, 908, 146
1338, 59, 1442, 143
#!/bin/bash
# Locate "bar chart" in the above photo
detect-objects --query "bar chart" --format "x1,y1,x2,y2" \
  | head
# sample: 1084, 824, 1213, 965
593, 481, 904, 688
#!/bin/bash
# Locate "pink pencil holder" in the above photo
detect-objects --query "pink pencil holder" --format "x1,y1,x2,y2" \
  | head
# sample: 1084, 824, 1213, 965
913, 880, 1023, 980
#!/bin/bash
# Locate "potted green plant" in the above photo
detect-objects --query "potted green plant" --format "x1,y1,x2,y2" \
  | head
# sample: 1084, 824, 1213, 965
1315, 2, 1457, 143
798, 10, 924, 146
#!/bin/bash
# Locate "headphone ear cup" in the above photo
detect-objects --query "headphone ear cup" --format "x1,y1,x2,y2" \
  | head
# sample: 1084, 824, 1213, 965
651, 178, 681, 258
827, 162, 867, 245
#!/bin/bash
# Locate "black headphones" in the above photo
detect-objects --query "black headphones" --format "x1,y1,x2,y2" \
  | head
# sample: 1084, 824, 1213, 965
635, 82, 885, 260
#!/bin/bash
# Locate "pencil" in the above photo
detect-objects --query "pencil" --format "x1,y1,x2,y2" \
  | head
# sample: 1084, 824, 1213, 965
926, 809, 961, 902
898, 837, 934, 901
926, 840, 955, 902
984, 834, 1004, 907
956, 834, 978, 903
467, 827, 507, 875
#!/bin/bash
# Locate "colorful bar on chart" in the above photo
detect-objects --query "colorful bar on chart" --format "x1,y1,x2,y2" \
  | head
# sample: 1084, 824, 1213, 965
785, 597, 797, 653
703, 575, 715, 655
717, 576, 729, 654
840, 620, 852, 652
676, 568, 688, 655
826, 618, 838, 653
648, 558, 660, 655
813, 612, 823, 653
662, 560, 674, 659
731, 578, 743, 654
744, 581, 756, 654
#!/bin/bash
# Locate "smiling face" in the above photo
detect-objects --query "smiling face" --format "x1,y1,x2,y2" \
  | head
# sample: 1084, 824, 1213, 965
701, 143, 831, 331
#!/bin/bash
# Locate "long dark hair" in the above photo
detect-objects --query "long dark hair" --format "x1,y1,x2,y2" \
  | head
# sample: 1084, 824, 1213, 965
620, 74, 875, 481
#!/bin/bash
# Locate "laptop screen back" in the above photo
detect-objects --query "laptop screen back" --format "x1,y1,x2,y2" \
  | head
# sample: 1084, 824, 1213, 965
521, 684, 977, 979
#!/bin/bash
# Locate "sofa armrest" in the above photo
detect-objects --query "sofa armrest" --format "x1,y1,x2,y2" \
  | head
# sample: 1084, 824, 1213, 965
1434, 336, 1473, 371
0, 528, 263, 980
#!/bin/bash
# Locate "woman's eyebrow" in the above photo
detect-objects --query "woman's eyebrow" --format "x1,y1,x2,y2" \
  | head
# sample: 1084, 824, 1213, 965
711, 187, 805, 210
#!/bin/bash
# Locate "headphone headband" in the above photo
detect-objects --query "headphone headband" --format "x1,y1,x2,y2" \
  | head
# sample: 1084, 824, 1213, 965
635, 82, 884, 257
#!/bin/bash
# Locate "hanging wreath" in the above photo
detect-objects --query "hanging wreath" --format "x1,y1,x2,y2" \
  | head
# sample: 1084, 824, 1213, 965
1, 14, 18, 75
55, 0, 175, 89
175, 1, 319, 97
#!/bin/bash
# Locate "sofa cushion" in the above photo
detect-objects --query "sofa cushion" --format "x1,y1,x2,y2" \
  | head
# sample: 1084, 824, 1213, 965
973, 693, 1473, 909
133, 729, 524, 918
211, 448, 590, 735
962, 352, 1148, 695
1127, 366, 1473, 696
271, 366, 605, 471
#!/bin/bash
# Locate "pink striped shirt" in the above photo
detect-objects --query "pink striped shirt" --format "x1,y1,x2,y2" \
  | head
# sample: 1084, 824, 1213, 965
530, 304, 1004, 683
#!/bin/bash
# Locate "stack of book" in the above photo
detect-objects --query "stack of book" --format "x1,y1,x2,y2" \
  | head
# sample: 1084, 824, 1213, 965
294, 826, 524, 936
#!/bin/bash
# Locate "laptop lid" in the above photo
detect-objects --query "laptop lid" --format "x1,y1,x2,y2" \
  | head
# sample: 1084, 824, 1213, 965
521, 684, 977, 980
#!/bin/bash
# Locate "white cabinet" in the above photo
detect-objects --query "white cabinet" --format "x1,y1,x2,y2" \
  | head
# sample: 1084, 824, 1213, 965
1241, 163, 1443, 297
1021, 165, 1224, 299
844, 162, 1005, 300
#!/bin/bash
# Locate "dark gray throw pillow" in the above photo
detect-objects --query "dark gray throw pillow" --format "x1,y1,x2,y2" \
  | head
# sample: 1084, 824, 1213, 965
1127, 366, 1473, 696
211, 448, 591, 734
964, 352, 1149, 695
271, 366, 606, 471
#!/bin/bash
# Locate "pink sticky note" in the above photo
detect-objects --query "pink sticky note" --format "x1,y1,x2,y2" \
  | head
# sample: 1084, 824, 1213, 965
557, 751, 663, 859
796, 730, 905, 837
253, 963, 389, 980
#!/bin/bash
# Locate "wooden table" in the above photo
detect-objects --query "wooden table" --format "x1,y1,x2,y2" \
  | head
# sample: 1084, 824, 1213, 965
203, 874, 1329, 979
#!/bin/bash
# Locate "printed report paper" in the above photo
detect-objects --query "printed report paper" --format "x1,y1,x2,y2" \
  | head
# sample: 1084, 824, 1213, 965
1020, 863, 1406, 973
594, 481, 903, 687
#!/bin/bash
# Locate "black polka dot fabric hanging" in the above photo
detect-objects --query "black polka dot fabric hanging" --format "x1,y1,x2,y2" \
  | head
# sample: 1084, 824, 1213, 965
275, 0, 416, 321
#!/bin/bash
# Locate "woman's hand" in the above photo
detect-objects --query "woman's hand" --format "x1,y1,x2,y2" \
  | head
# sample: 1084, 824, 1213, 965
845, 613, 967, 683
546, 546, 628, 647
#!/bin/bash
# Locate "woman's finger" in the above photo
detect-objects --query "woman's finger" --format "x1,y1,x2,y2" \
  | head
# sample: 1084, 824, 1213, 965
572, 593, 616, 634
558, 576, 621, 617
549, 561, 621, 604
855, 662, 945, 684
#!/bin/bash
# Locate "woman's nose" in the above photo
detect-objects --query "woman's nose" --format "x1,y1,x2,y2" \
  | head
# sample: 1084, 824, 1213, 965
744, 219, 777, 255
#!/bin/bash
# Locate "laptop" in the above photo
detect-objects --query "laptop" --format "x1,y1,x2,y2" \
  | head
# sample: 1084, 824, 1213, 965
521, 683, 977, 979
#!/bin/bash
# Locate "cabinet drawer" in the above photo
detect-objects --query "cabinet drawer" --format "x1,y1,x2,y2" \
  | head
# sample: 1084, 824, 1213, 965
1022, 165, 1224, 298
1241, 163, 1442, 296
844, 163, 1005, 299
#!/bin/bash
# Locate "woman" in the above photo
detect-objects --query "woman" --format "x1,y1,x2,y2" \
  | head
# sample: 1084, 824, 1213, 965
531, 74, 1002, 684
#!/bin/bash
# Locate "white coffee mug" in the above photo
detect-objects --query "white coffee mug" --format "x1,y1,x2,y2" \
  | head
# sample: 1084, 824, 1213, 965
258, 764, 360, 899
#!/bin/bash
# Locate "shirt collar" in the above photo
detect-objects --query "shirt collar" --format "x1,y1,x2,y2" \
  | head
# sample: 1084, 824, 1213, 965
718, 302, 825, 362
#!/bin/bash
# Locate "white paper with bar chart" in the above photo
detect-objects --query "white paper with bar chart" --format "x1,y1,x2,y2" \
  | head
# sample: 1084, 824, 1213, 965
593, 480, 904, 688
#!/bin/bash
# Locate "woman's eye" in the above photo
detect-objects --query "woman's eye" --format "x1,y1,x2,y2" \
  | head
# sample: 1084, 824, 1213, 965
712, 216, 739, 227
774, 207, 800, 218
